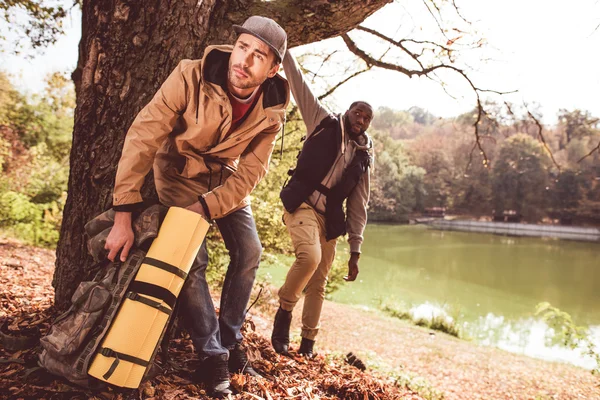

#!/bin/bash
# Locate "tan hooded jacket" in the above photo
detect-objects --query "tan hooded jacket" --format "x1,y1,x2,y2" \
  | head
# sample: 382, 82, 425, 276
113, 45, 290, 219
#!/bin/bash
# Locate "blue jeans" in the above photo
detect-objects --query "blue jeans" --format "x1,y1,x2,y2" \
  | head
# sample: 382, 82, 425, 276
180, 205, 262, 358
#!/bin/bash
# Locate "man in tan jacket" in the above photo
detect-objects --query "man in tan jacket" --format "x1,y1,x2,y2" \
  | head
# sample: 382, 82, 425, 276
104, 16, 289, 398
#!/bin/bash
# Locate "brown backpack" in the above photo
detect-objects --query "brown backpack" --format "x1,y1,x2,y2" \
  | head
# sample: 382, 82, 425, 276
38, 205, 166, 388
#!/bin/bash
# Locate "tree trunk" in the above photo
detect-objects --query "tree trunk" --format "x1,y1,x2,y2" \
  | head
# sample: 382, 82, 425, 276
54, 0, 391, 309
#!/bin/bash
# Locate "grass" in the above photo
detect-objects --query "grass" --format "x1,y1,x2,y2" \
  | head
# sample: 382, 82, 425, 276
381, 303, 462, 339
392, 370, 446, 400
428, 315, 461, 337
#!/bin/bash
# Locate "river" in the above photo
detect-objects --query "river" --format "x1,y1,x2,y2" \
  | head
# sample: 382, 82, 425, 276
259, 224, 600, 369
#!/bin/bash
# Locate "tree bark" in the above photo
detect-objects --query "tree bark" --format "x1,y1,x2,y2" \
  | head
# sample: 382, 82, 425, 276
54, 0, 391, 309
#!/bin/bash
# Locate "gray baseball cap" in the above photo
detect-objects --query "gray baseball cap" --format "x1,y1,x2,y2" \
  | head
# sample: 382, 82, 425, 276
233, 16, 287, 62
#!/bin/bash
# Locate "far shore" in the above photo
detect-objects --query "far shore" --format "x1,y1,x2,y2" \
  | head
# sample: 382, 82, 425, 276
369, 216, 600, 243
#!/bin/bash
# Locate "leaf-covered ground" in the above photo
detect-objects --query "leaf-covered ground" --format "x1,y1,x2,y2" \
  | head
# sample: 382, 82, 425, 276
2, 237, 600, 399
0, 238, 422, 400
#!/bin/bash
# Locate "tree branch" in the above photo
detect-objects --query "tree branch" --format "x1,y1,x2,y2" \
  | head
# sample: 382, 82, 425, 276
356, 26, 426, 69
237, 0, 393, 47
451, 0, 471, 25
344, 28, 515, 97
340, 31, 523, 166
525, 107, 561, 171
317, 66, 373, 101
400, 38, 455, 53
421, 0, 450, 40
577, 141, 600, 163
472, 102, 489, 168
312, 50, 339, 82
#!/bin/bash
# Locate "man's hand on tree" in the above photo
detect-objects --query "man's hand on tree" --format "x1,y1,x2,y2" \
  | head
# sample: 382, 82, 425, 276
344, 253, 360, 282
105, 211, 134, 262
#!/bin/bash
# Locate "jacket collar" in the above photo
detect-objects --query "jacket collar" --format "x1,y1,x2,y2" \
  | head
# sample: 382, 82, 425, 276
201, 45, 289, 110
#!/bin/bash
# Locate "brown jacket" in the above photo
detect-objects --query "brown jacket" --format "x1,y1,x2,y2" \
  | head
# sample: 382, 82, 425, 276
113, 45, 290, 219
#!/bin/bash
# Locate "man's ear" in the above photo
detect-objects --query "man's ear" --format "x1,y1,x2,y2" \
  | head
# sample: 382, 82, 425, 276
267, 63, 280, 78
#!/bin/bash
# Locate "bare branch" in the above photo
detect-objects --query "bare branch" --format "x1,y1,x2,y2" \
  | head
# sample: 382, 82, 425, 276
431, 76, 460, 100
342, 33, 482, 162
472, 101, 489, 168
400, 38, 455, 53
349, 28, 516, 97
317, 67, 373, 101
525, 107, 561, 171
421, 0, 450, 40
312, 50, 339, 82
342, 32, 441, 76
341, 29, 525, 164
465, 141, 478, 171
427, 0, 444, 19
502, 101, 516, 138
356, 26, 426, 69
577, 141, 600, 163
451, 0, 471, 25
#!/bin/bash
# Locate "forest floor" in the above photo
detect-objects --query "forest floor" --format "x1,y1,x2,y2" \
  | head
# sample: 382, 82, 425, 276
1, 237, 599, 399
0, 237, 422, 400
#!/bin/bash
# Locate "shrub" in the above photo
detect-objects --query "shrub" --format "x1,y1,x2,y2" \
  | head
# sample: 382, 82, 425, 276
536, 302, 600, 374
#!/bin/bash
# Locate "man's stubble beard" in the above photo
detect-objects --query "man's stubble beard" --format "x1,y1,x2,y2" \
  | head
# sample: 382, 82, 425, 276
344, 114, 364, 137
228, 64, 265, 90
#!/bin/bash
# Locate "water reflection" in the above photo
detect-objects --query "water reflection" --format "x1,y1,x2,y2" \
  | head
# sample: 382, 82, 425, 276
404, 302, 600, 369
329, 224, 600, 369
466, 311, 600, 369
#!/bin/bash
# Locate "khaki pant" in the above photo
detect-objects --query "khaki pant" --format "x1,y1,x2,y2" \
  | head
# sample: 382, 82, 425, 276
278, 203, 337, 340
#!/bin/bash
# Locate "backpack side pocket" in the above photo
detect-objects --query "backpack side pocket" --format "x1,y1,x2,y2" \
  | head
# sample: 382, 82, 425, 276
41, 277, 113, 356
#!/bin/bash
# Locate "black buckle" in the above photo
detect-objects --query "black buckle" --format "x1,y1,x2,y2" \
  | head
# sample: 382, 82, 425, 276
100, 348, 114, 357
126, 292, 139, 301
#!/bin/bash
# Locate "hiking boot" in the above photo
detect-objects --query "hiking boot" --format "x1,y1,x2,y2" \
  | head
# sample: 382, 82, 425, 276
298, 337, 315, 358
229, 343, 262, 377
271, 307, 292, 355
196, 354, 232, 399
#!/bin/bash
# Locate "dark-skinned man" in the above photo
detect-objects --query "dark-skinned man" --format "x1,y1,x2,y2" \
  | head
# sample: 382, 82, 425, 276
271, 50, 373, 358
104, 16, 290, 398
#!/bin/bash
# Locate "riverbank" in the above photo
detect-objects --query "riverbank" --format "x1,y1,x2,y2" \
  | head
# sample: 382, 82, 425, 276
249, 291, 600, 399
255, 242, 600, 399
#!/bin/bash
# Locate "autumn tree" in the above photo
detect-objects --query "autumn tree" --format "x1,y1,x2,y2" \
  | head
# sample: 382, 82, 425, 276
368, 129, 426, 221
0, 0, 69, 55
491, 134, 552, 222
548, 169, 585, 224
371, 106, 414, 139
408, 106, 436, 126
0, 72, 73, 246
557, 109, 599, 148
51, 0, 402, 309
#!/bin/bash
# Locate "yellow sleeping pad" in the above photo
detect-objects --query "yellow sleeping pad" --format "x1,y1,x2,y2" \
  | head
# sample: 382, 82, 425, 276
88, 207, 209, 388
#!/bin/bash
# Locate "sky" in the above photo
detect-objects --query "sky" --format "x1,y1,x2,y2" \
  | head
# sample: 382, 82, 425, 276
3, 0, 600, 124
